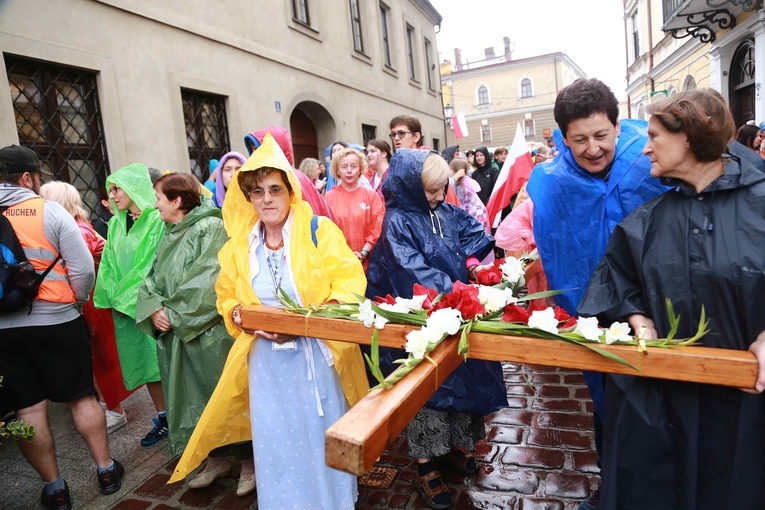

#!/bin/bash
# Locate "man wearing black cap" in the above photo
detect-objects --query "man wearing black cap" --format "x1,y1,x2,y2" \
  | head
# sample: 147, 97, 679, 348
0, 145, 124, 510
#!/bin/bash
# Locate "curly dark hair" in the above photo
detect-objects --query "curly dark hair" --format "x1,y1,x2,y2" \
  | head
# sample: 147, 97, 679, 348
554, 78, 619, 137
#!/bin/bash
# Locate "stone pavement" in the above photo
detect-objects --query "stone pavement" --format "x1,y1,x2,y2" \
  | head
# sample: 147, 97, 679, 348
0, 362, 598, 509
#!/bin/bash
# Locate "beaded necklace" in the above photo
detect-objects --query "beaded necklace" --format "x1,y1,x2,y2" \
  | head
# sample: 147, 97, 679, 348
262, 226, 285, 293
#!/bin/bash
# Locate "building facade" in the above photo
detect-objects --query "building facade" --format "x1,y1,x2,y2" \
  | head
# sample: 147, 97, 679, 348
0, 0, 443, 216
625, 0, 764, 129
440, 43, 586, 150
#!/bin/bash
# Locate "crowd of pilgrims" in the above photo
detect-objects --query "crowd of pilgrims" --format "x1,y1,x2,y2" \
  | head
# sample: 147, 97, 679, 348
8, 78, 765, 510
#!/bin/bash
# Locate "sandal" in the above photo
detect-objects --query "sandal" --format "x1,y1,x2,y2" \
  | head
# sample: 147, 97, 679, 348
436, 450, 478, 474
413, 469, 453, 509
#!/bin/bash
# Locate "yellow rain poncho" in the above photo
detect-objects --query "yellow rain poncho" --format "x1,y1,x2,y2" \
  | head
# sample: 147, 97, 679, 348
171, 133, 368, 483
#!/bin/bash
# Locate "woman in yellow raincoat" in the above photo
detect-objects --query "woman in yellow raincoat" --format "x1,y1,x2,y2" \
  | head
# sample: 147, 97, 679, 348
171, 133, 368, 509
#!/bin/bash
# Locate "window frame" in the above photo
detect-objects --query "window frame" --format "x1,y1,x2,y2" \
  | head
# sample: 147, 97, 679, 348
630, 10, 640, 64
5, 55, 110, 219
181, 88, 231, 183
524, 118, 535, 137
291, 0, 311, 26
361, 123, 376, 146
521, 78, 533, 98
349, 0, 364, 53
481, 124, 492, 143
405, 23, 417, 81
379, 2, 393, 68
477, 84, 490, 105
424, 37, 435, 91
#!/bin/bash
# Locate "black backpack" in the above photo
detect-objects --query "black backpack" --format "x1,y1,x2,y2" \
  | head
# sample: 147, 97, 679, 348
0, 205, 60, 314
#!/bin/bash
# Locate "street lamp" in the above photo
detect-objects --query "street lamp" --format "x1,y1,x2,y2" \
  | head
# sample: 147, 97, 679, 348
443, 103, 454, 127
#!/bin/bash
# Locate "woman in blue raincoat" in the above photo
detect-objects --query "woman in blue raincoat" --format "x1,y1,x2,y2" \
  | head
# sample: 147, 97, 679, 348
366, 149, 507, 509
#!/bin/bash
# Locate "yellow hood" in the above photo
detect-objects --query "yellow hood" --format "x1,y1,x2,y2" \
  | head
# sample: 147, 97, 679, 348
171, 132, 368, 483
222, 131, 307, 239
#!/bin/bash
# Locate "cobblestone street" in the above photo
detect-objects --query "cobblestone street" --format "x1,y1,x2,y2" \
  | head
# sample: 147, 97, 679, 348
1, 362, 598, 509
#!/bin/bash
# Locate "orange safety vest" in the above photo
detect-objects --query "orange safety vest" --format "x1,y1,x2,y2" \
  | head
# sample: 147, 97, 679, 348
2, 197, 76, 304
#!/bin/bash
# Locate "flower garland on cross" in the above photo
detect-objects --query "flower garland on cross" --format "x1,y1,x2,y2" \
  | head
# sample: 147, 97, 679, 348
276, 255, 709, 390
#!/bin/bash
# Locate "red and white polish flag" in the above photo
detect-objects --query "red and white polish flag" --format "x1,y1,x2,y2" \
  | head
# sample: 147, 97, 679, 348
451, 111, 469, 139
485, 123, 534, 228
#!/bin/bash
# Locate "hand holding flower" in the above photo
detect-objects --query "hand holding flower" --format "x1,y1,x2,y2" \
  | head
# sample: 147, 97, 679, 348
627, 313, 658, 340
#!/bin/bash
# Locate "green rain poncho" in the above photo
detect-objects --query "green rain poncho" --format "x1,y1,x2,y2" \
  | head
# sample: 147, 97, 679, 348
135, 196, 233, 454
93, 164, 165, 390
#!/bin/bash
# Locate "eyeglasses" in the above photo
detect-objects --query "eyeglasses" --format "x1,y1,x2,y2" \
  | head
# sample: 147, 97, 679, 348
107, 187, 119, 196
389, 130, 414, 140
250, 185, 287, 199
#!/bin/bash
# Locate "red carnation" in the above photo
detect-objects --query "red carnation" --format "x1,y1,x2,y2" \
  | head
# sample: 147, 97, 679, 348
474, 265, 502, 285
502, 304, 530, 323
430, 280, 486, 320
553, 306, 577, 329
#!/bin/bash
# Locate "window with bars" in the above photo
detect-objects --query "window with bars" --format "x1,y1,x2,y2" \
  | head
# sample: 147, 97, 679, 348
5, 55, 110, 219
291, 0, 310, 25
380, 3, 392, 68
181, 89, 230, 182
521, 78, 533, 98
406, 24, 416, 80
349, 0, 364, 53
361, 124, 376, 146
481, 124, 492, 142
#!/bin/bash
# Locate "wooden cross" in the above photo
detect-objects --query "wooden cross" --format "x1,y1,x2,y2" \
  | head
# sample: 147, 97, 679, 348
240, 305, 757, 476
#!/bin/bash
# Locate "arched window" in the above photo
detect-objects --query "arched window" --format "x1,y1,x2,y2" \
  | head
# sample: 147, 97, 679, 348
477, 85, 489, 105
521, 78, 533, 98
683, 75, 697, 91
637, 103, 646, 121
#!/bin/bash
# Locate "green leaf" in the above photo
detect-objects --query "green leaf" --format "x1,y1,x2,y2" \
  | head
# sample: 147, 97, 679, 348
516, 289, 564, 302
370, 301, 428, 326
277, 287, 300, 309
665, 298, 679, 341
458, 322, 472, 358
363, 329, 385, 385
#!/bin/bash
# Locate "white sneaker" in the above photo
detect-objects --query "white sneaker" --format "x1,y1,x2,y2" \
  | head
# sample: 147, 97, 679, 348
105, 410, 128, 434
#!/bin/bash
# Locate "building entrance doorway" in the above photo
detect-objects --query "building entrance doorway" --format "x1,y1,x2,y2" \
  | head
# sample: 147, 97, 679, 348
729, 39, 755, 128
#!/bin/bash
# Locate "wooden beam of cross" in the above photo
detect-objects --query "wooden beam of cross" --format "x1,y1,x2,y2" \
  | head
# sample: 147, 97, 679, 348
240, 306, 757, 475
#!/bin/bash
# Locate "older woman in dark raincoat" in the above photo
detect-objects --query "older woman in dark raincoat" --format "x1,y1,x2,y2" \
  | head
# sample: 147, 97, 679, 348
579, 89, 765, 510
366, 149, 506, 509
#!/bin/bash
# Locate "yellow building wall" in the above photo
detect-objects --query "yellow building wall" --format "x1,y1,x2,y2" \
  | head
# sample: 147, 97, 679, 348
441, 57, 582, 147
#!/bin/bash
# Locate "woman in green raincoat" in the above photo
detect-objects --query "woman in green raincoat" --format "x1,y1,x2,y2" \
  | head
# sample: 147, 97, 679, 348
135, 173, 255, 496
93, 163, 167, 446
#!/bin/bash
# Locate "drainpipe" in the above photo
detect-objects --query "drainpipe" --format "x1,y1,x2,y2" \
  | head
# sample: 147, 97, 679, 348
647, 0, 655, 92
624, 0, 632, 118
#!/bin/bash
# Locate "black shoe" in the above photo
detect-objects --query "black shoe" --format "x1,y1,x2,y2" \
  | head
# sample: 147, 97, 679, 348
140, 417, 168, 446
97, 459, 125, 495
40, 481, 72, 510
